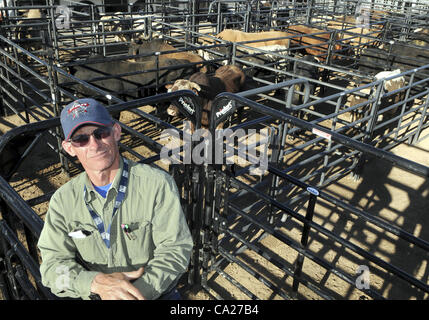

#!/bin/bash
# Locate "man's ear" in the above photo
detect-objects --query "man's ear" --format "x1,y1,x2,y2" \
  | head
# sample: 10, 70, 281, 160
62, 140, 76, 157
112, 122, 122, 142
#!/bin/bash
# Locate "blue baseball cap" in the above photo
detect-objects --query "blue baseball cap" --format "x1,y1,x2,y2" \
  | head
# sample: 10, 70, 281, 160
61, 98, 114, 141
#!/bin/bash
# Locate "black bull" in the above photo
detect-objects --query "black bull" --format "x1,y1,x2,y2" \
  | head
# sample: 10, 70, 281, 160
57, 57, 199, 100
358, 43, 429, 75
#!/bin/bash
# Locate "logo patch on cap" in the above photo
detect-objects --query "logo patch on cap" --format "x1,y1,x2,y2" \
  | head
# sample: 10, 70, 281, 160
68, 102, 89, 119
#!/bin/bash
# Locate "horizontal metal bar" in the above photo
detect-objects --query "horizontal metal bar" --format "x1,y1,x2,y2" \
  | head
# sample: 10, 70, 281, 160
212, 92, 429, 178
217, 246, 292, 299
227, 175, 429, 294
223, 228, 334, 299
226, 201, 384, 299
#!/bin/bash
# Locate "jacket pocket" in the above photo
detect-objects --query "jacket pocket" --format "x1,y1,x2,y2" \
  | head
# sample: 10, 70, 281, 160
72, 233, 106, 264
123, 221, 154, 264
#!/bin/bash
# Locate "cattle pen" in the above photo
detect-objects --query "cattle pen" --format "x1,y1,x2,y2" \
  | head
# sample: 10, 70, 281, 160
0, 0, 429, 301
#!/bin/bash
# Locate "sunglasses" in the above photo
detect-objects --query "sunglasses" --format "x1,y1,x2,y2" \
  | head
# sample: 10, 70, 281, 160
68, 126, 112, 147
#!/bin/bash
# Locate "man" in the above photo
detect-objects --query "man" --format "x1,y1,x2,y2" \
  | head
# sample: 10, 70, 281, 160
37, 98, 193, 300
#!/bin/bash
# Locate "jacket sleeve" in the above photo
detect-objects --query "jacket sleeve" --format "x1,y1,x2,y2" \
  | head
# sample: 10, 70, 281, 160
37, 193, 99, 299
132, 173, 194, 300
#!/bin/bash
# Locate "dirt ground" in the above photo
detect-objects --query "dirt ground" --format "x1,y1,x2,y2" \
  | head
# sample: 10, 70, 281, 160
1, 101, 429, 300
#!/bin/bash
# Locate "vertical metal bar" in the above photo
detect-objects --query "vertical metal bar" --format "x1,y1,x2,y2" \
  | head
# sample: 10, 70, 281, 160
0, 234, 19, 299
189, 165, 203, 286
412, 91, 429, 145
320, 95, 344, 186
0, 257, 11, 300
49, 0, 61, 62
212, 174, 224, 253
155, 52, 160, 93
0, 37, 5, 117
90, 4, 97, 56
217, 1, 222, 34
14, 264, 40, 300
268, 128, 281, 225
185, 15, 189, 48
102, 22, 107, 57
189, 93, 205, 287
191, 0, 197, 44
244, 2, 250, 33
12, 45, 29, 123
306, 0, 314, 24
325, 30, 337, 66
45, 41, 68, 173
292, 191, 318, 295
394, 71, 414, 142
364, 82, 384, 143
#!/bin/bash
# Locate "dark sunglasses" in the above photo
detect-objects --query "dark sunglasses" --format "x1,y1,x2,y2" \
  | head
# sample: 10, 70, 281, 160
69, 126, 112, 147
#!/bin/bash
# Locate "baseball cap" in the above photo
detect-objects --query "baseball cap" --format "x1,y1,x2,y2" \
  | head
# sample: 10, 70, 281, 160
60, 98, 114, 141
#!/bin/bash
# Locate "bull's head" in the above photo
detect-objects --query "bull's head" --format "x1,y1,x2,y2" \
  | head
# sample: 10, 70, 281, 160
165, 80, 201, 117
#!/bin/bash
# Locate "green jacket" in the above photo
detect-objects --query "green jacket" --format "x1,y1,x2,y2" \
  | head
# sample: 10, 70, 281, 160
37, 157, 193, 300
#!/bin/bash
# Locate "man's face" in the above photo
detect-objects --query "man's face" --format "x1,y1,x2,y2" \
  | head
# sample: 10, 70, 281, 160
62, 123, 122, 173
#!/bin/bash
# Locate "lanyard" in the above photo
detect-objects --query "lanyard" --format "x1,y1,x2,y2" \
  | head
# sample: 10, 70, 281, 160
83, 158, 129, 248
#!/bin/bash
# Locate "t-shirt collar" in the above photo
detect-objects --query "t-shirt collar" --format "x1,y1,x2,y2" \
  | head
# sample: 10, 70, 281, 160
84, 156, 124, 203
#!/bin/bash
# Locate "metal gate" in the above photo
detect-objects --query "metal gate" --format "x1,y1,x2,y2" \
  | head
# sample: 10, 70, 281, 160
184, 88, 429, 300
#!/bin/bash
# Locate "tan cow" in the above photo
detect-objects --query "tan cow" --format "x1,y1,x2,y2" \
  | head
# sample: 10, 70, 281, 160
214, 28, 345, 62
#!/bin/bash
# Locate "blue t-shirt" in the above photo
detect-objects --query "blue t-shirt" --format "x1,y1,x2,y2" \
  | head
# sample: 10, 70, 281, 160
93, 183, 112, 198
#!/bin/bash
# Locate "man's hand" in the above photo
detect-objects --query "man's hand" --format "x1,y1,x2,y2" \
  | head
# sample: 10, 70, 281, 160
90, 267, 145, 300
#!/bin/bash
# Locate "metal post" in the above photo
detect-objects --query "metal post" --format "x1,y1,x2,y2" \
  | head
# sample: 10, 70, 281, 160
0, 227, 20, 299
0, 256, 11, 300
191, 0, 197, 44
395, 71, 415, 142
11, 46, 28, 123
185, 15, 190, 47
319, 94, 344, 186
325, 30, 337, 66
268, 127, 282, 225
217, 1, 222, 33
292, 190, 318, 295
364, 82, 384, 143
412, 90, 429, 145
306, 0, 314, 25
244, 2, 251, 33
155, 53, 160, 93
49, 0, 61, 62
90, 4, 97, 56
